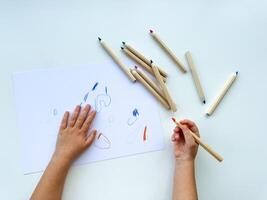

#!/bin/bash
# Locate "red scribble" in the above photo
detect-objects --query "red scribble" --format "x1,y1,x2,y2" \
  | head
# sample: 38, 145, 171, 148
143, 126, 147, 141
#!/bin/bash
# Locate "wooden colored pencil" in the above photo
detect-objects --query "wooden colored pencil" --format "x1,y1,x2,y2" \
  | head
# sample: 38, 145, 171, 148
130, 69, 170, 110
134, 66, 166, 99
149, 30, 187, 73
98, 37, 136, 82
151, 61, 177, 112
185, 51, 206, 104
122, 42, 168, 77
206, 72, 238, 116
172, 118, 223, 162
121, 46, 167, 82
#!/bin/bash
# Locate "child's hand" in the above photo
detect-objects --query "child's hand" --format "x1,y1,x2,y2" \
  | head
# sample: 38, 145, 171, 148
171, 119, 199, 162
52, 104, 97, 165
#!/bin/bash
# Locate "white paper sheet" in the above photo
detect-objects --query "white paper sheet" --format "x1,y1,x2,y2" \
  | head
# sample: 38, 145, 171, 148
13, 63, 165, 174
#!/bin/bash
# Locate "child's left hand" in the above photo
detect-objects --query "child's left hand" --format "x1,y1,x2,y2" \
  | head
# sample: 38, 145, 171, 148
52, 104, 97, 165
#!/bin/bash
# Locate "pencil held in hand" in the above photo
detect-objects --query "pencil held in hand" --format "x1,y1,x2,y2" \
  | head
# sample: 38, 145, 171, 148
171, 118, 223, 162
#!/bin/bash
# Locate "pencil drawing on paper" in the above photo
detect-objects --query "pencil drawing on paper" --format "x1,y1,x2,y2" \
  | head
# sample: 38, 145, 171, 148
81, 82, 111, 113
94, 133, 111, 150
127, 108, 139, 126
92, 82, 99, 91
52, 108, 58, 116
143, 126, 147, 142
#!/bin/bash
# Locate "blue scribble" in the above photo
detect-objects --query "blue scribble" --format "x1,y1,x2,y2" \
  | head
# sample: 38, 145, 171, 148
133, 109, 139, 117
105, 86, 108, 94
84, 92, 89, 102
92, 82, 99, 91
53, 108, 58, 116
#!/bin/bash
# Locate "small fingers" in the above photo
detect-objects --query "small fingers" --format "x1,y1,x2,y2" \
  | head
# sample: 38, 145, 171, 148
174, 126, 180, 133
69, 105, 81, 127
81, 110, 96, 133
59, 111, 69, 131
179, 125, 197, 146
75, 104, 91, 128
180, 119, 199, 135
171, 132, 180, 142
85, 130, 97, 147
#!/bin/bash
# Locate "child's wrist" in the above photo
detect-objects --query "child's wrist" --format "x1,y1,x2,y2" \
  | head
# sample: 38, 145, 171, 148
51, 152, 73, 168
175, 158, 195, 166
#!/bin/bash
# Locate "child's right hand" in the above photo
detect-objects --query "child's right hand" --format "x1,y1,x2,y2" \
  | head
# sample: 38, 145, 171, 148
171, 119, 200, 162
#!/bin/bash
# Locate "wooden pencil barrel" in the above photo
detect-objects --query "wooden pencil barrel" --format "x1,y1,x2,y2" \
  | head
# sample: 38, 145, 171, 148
131, 69, 170, 110
123, 43, 168, 77
206, 72, 238, 116
150, 32, 187, 73
122, 47, 167, 82
100, 40, 136, 82
185, 51, 206, 103
151, 63, 177, 112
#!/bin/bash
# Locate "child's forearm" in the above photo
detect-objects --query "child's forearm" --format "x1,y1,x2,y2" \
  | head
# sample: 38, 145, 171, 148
172, 160, 198, 200
30, 155, 71, 200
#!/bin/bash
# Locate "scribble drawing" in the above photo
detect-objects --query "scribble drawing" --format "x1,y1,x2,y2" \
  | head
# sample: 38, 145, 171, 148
45, 108, 61, 136
133, 109, 139, 117
143, 126, 147, 142
83, 92, 89, 102
94, 86, 112, 113
127, 108, 139, 126
92, 82, 99, 91
80, 83, 111, 112
94, 133, 111, 149
53, 108, 58, 116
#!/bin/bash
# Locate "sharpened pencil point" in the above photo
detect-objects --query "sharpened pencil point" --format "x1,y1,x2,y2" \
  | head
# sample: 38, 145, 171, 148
149, 29, 154, 33
171, 117, 176, 123
236, 71, 239, 75
98, 37, 102, 41
203, 100, 206, 104
121, 46, 124, 50
134, 66, 138, 69
122, 41, 126, 45
150, 60, 153, 64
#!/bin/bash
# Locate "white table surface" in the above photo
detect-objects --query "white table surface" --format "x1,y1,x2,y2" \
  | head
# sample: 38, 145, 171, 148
1, 0, 267, 199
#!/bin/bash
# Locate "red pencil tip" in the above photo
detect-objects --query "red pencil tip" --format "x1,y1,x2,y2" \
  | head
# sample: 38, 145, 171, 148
149, 29, 154, 33
171, 117, 176, 123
